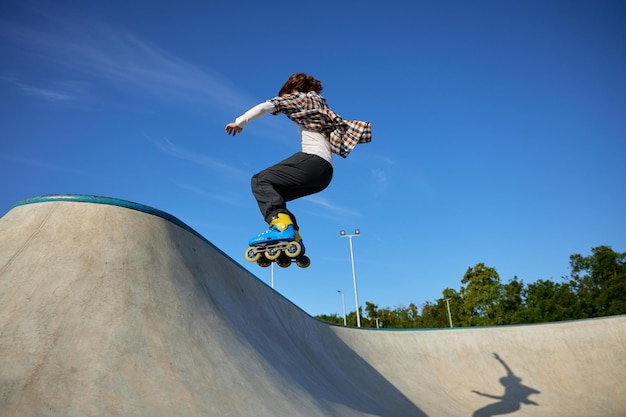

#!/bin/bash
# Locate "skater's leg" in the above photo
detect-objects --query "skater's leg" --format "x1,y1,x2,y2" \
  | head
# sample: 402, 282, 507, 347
249, 152, 332, 246
251, 152, 333, 226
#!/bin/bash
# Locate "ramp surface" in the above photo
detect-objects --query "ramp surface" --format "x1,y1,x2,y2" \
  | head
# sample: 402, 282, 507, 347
1, 195, 624, 417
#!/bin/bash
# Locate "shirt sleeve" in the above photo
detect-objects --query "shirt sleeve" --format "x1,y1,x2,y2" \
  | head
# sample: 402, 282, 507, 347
235, 101, 276, 127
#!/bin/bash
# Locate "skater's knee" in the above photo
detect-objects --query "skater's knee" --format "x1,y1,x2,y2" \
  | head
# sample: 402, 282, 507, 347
251, 174, 263, 192
251, 170, 270, 184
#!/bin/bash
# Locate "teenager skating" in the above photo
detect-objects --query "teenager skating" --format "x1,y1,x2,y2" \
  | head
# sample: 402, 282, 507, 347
225, 73, 371, 267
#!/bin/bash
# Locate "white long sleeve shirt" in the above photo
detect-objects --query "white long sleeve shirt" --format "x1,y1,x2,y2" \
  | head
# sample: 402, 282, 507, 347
235, 101, 333, 165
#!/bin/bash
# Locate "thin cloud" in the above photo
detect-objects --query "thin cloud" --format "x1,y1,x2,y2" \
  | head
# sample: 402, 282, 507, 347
152, 136, 247, 178
302, 195, 362, 218
1, 77, 76, 101
1, 11, 255, 111
371, 168, 387, 187
370, 155, 395, 191
0, 153, 95, 177
173, 182, 244, 207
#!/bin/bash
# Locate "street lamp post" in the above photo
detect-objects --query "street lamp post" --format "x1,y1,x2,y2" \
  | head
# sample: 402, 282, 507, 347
340, 229, 361, 328
337, 290, 347, 326
444, 298, 453, 328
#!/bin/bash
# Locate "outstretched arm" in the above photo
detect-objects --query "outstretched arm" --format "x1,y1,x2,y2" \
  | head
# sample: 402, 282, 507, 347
225, 101, 275, 137
493, 353, 513, 377
471, 391, 503, 400
225, 122, 243, 136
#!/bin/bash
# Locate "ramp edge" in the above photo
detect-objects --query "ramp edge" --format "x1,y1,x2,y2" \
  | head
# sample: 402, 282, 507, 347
14, 194, 203, 243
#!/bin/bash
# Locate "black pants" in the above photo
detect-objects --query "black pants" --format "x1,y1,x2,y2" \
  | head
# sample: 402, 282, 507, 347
251, 152, 333, 229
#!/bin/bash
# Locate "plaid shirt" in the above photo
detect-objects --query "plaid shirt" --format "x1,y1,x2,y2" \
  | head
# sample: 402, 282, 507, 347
270, 92, 372, 158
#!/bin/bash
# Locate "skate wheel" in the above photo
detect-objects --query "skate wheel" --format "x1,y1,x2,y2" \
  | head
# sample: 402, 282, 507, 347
257, 257, 271, 268
285, 241, 302, 258
296, 256, 311, 269
265, 248, 281, 260
276, 255, 291, 268
245, 247, 261, 262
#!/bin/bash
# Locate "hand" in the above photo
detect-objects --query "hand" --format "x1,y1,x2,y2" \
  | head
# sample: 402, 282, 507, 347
225, 122, 243, 136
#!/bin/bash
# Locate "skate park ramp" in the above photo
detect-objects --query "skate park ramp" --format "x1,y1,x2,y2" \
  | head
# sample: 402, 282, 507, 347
1, 195, 624, 417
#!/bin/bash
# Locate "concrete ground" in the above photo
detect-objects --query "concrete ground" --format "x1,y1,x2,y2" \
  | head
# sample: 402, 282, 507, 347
1, 196, 624, 417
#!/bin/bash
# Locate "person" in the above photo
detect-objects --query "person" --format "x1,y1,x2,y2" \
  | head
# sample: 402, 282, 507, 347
225, 73, 372, 250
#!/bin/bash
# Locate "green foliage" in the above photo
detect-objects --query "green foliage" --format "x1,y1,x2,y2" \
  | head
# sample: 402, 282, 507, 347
315, 245, 626, 328
520, 279, 580, 323
568, 245, 626, 317
500, 277, 525, 324
459, 263, 502, 326
315, 313, 345, 326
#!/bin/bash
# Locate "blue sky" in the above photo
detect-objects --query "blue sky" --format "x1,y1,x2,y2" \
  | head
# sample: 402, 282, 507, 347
2, 0, 625, 318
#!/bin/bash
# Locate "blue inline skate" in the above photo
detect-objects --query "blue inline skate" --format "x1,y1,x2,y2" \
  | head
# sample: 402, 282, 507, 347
244, 213, 311, 268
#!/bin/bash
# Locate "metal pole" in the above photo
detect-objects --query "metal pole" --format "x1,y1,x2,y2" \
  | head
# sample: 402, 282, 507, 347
338, 290, 347, 326
348, 235, 361, 327
340, 229, 361, 328
445, 298, 453, 328
271, 262, 274, 289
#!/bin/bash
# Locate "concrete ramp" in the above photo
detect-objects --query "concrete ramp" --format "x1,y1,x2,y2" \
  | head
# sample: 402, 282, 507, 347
0, 196, 624, 417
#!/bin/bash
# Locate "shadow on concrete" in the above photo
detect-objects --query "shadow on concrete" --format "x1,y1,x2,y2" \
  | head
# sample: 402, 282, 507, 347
471, 353, 540, 417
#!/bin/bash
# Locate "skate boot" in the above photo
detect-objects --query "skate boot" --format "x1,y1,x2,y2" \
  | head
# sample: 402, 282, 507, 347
244, 213, 309, 268
248, 213, 296, 246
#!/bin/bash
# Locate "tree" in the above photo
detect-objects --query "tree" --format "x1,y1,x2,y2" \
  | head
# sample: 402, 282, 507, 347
403, 303, 420, 327
363, 301, 419, 328
459, 263, 503, 326
420, 300, 449, 328
364, 301, 377, 316
569, 245, 626, 317
499, 277, 525, 324
521, 279, 580, 323
364, 301, 379, 327
315, 313, 345, 326
314, 245, 625, 328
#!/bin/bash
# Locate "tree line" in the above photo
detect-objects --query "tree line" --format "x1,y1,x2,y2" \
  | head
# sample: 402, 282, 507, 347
316, 245, 626, 328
